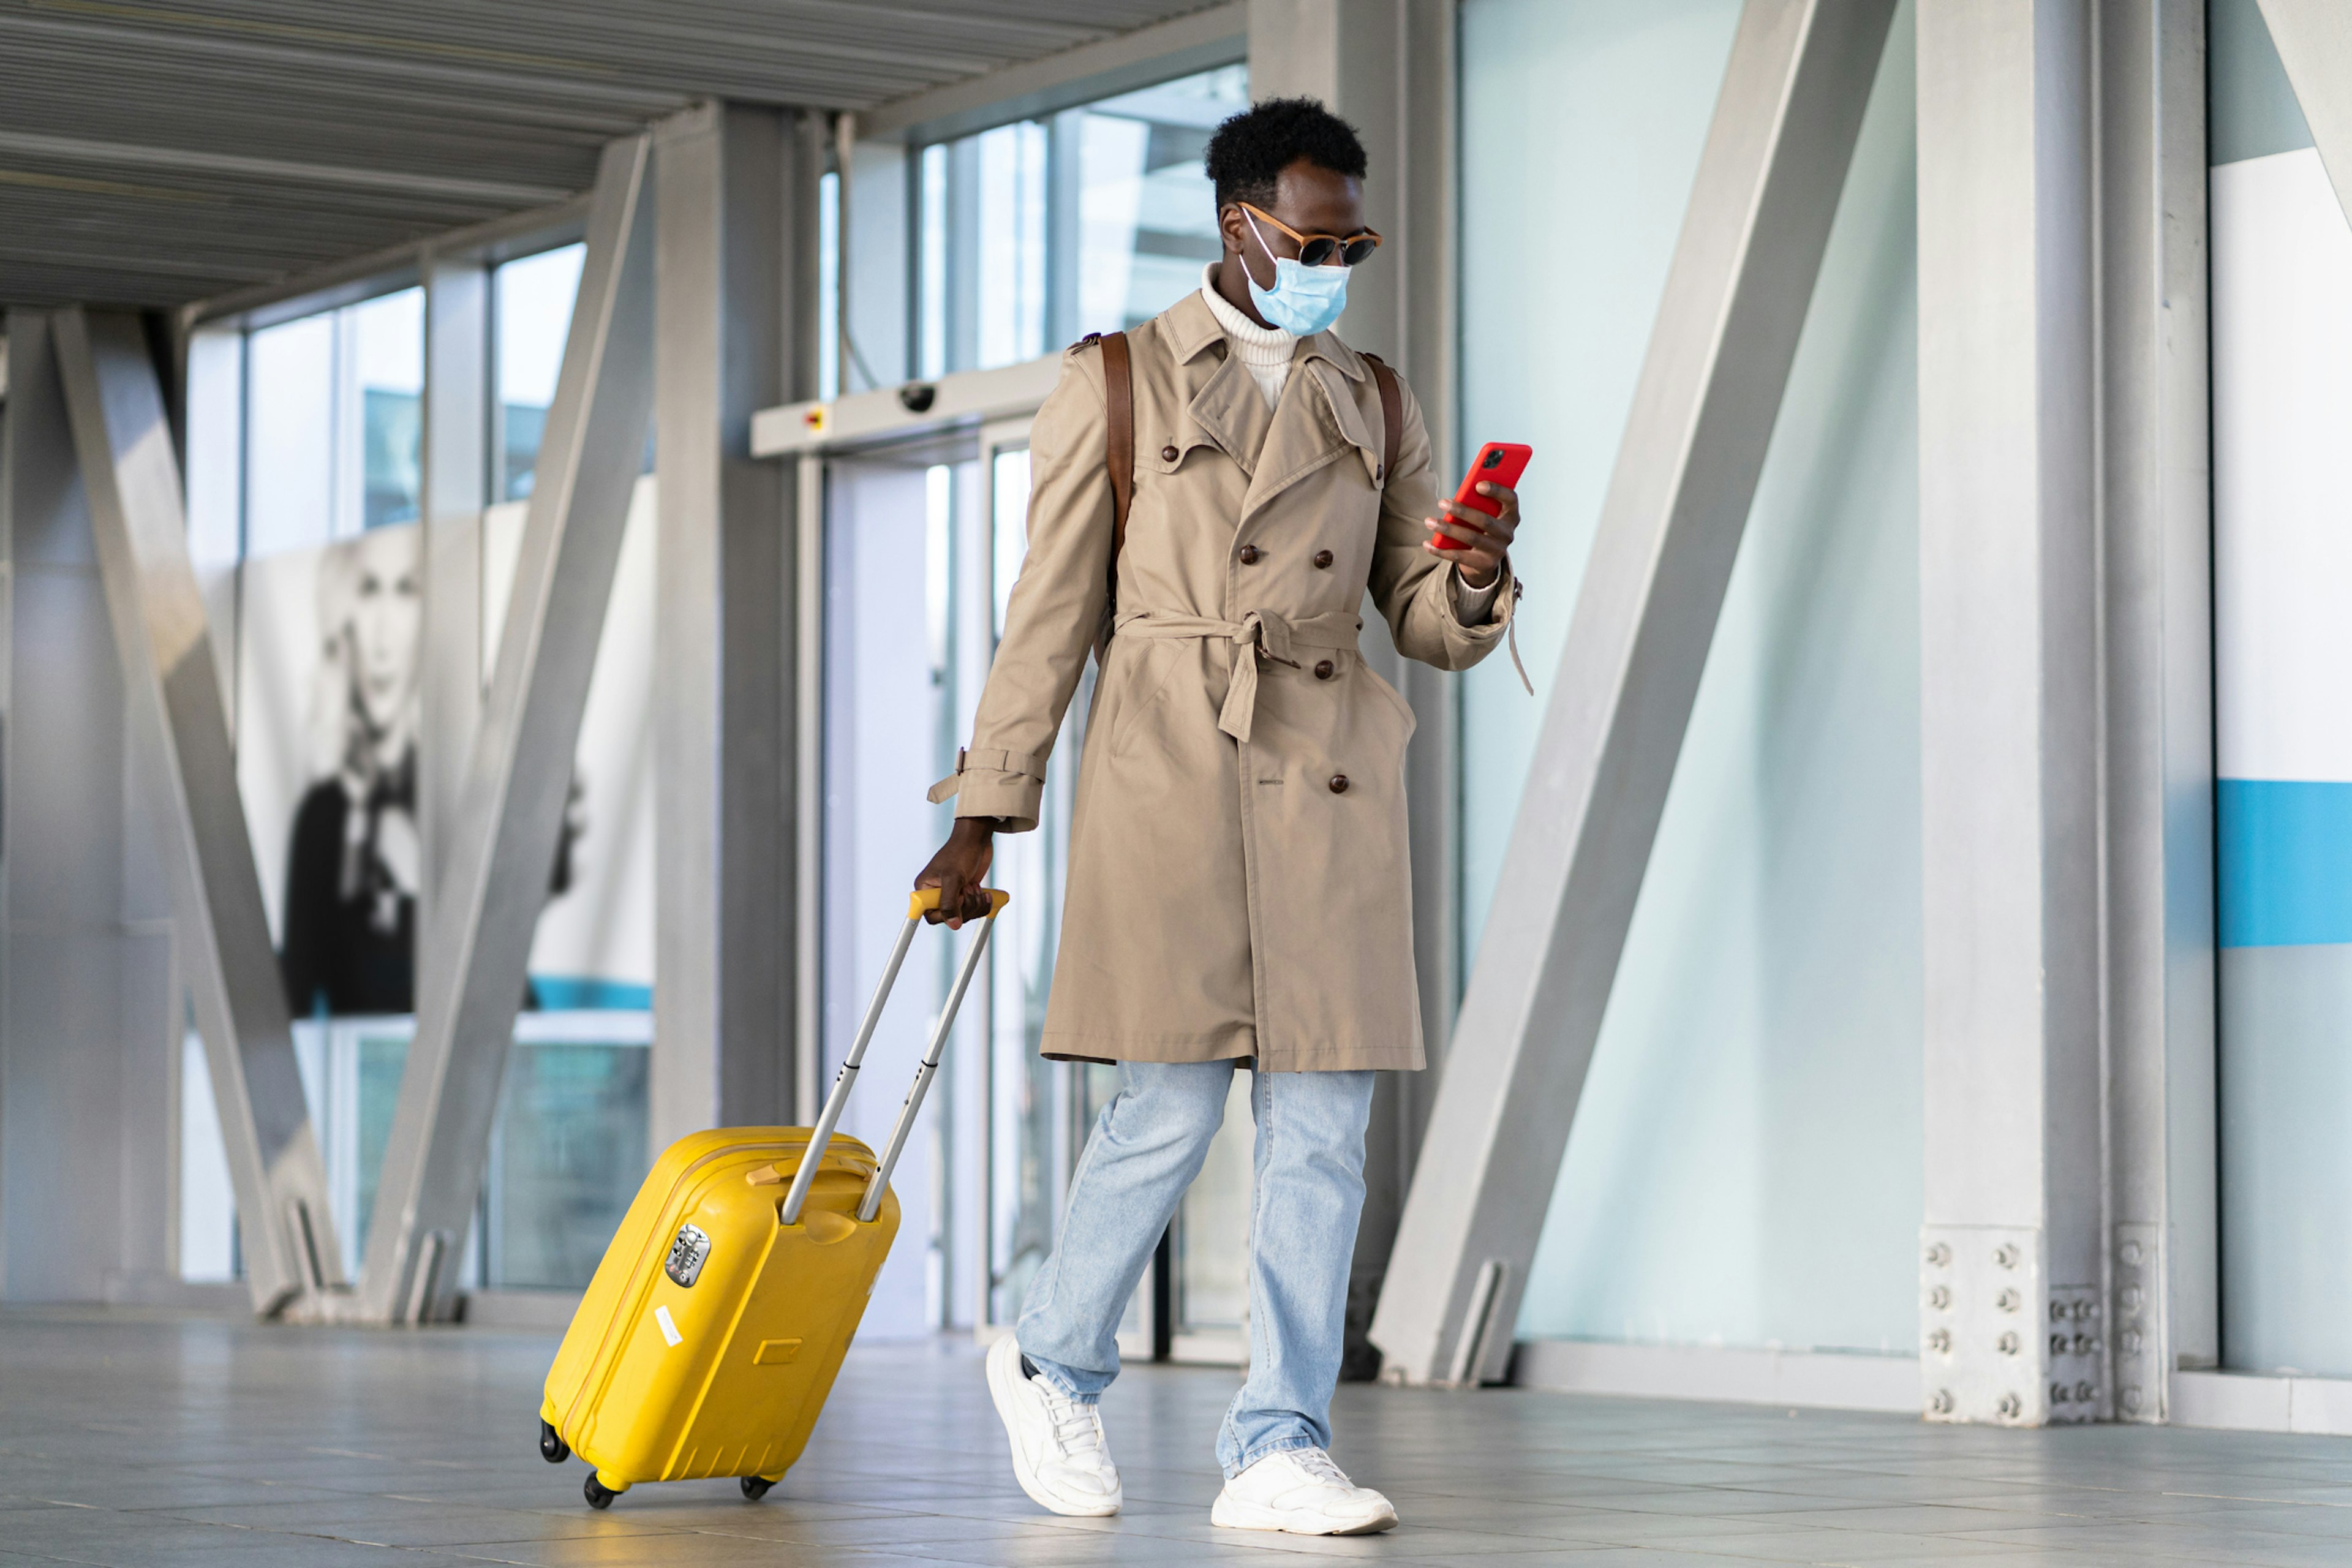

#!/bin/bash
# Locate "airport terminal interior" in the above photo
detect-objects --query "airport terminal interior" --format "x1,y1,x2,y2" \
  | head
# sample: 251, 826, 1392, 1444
7, 0, 2352, 1562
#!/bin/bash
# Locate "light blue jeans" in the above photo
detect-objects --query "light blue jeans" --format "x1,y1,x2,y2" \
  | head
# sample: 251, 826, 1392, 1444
1016, 1059, 1376, 1478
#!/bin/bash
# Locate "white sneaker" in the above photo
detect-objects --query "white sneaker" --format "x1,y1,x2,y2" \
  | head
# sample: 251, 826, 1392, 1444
1212, 1447, 1398, 1535
984, 1333, 1121, 1517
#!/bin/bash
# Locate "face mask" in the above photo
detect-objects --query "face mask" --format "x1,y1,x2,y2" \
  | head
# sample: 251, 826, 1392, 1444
1242, 209, 1350, 337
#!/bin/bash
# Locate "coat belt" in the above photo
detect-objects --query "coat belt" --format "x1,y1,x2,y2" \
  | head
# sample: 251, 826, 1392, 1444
1114, 608, 1362, 745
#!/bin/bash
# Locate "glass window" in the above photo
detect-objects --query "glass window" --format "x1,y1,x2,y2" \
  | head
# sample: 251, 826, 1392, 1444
484, 1036, 652, 1289
820, 169, 842, 398
244, 314, 336, 557
918, 62, 1246, 376
240, 287, 423, 557
495, 243, 586, 501
353, 290, 423, 529
1061, 68, 1245, 340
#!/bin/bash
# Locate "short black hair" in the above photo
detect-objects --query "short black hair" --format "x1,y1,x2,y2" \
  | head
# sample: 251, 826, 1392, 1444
1202, 97, 1368, 211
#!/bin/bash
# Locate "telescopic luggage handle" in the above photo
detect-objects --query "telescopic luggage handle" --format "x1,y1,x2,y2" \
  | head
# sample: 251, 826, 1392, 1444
778, 886, 1009, 1227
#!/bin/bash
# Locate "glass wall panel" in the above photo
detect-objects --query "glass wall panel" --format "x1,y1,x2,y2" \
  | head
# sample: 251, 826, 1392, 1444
486, 1036, 652, 1289
917, 62, 1245, 376
352, 289, 423, 529
1463, 0, 1923, 1355
243, 289, 423, 557
495, 243, 586, 501
244, 314, 335, 557
1058, 67, 1243, 341
260, 1016, 649, 1289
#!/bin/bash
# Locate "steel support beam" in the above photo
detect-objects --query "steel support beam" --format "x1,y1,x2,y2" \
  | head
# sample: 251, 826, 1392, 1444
2258, 1, 2352, 228
356, 134, 657, 1322
50, 306, 343, 1317
2099, 1, 2215, 1419
650, 104, 810, 1144
1369, 0, 1893, 1387
1912, 0, 2105, 1428
418, 249, 489, 1012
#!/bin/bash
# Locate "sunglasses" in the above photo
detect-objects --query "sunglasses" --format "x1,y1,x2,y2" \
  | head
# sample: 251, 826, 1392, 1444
1238, 202, 1382, 268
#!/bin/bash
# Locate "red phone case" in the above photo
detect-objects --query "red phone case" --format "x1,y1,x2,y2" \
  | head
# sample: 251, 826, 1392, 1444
1436, 442, 1532, 549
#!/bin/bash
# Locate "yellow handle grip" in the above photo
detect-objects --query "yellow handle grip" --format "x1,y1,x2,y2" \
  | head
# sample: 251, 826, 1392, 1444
910, 886, 1011, 919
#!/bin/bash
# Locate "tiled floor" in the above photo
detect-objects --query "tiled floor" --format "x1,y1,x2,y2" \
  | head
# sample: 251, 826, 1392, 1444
4, 1309, 2352, 1565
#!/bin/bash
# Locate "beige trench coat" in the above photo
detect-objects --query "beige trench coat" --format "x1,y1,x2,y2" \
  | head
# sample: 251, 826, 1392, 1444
934, 290, 1517, 1071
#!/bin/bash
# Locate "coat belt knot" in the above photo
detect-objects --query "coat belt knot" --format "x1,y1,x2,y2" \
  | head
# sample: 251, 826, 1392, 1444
1114, 608, 1362, 744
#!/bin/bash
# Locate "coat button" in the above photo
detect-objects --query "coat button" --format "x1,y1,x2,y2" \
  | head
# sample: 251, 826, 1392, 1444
1313, 549, 1334, 569
1161, 445, 1178, 462
1329, 774, 1349, 794
1238, 545, 1261, 565
1314, 660, 1335, 680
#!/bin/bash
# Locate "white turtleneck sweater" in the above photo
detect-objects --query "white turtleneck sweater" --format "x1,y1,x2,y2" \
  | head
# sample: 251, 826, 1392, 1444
1199, 262, 1298, 408
1197, 263, 1500, 621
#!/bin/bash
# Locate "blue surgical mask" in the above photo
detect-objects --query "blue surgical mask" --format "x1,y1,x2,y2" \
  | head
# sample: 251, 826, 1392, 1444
1242, 209, 1349, 336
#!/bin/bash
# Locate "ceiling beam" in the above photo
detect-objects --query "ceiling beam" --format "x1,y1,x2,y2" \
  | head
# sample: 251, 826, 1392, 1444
859, 1, 1246, 141
0, 129, 573, 206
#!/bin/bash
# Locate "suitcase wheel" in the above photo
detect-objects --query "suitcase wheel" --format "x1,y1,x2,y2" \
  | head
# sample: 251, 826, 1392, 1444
538, 1419, 570, 1464
740, 1476, 774, 1501
584, 1472, 622, 1509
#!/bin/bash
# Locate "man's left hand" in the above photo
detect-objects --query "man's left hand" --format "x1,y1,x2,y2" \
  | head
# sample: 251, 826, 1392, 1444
1425, 481, 1518, 589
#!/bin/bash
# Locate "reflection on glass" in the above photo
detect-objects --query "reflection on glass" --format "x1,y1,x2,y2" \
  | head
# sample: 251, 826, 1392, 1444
919, 63, 1246, 375
496, 243, 586, 502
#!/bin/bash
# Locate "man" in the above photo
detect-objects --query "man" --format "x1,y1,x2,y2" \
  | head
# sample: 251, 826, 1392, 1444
918, 97, 1521, 1537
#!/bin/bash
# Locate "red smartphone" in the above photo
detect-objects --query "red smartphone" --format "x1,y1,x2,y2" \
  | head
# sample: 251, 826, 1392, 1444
1436, 442, 1532, 549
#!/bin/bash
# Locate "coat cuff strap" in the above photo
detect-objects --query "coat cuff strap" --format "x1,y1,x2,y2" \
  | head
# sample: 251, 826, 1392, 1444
928, 747, 1044, 828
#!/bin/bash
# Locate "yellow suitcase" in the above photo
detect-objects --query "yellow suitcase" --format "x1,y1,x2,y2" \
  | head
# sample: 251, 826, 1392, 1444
538, 888, 1006, 1508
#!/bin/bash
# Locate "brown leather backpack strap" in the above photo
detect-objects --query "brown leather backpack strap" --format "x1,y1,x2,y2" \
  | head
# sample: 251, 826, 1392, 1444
1101, 331, 1134, 564
1362, 350, 1402, 486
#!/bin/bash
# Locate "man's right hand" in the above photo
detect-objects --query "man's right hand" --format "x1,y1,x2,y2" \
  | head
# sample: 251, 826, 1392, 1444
916, 817, 1002, 928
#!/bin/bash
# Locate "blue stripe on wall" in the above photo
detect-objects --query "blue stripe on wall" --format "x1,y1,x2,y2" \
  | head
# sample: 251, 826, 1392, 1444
529, 975, 654, 1011
2219, 779, 2352, 948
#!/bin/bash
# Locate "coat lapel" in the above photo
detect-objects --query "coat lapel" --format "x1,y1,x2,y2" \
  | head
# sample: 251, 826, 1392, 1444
1185, 350, 1270, 475
1240, 352, 1365, 520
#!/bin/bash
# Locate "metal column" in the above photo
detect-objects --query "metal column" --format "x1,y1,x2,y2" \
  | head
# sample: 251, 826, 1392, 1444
650, 105, 812, 1148
1912, 0, 2105, 1428
356, 135, 658, 1323
2099, 1, 2215, 1419
1369, 0, 1894, 1387
50, 306, 344, 1318
418, 249, 489, 1012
